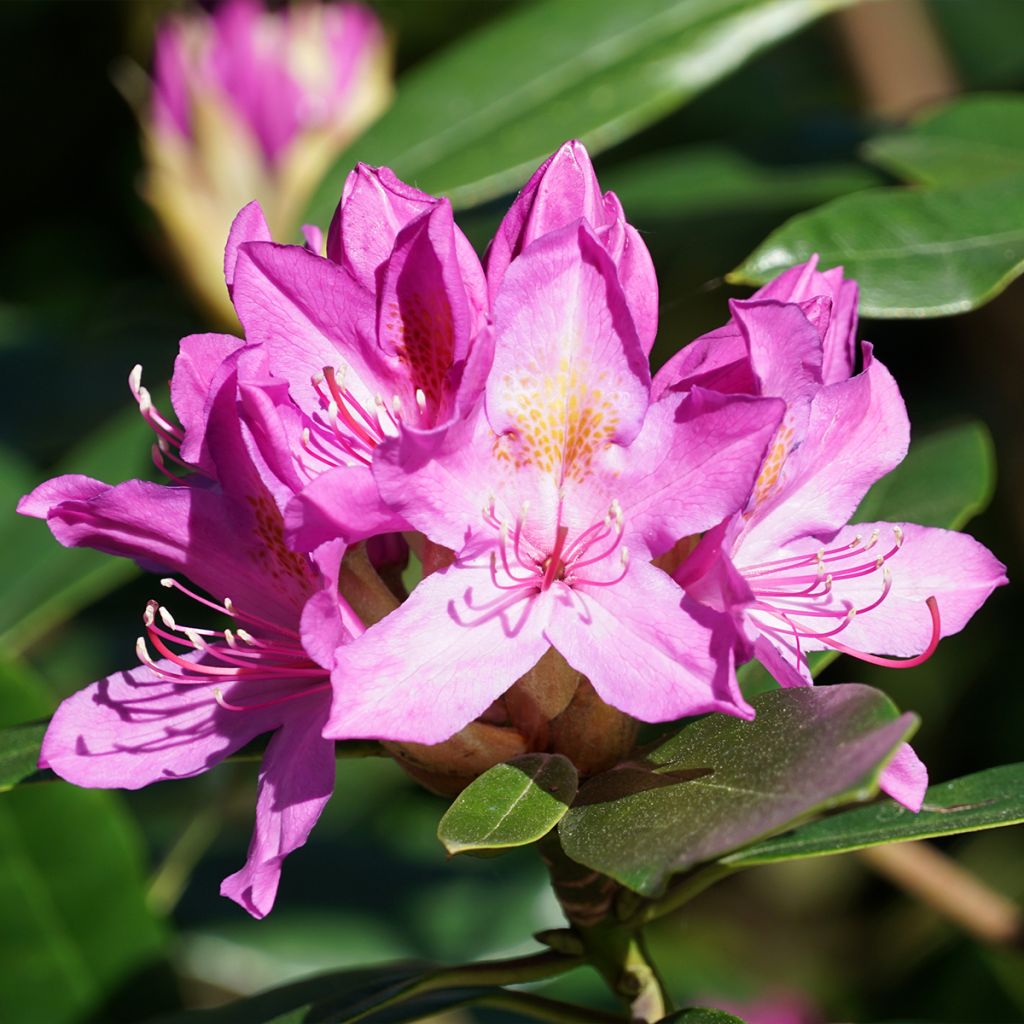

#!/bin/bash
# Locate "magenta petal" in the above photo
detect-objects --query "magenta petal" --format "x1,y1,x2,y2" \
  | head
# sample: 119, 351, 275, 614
285, 464, 407, 550
224, 201, 272, 292
221, 708, 335, 918
621, 388, 784, 558
545, 559, 751, 723
651, 321, 756, 399
41, 658, 284, 790
879, 742, 927, 812
325, 564, 551, 743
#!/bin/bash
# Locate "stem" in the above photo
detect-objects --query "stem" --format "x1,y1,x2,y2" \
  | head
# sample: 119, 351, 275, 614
476, 989, 629, 1024
339, 949, 584, 1024
577, 921, 669, 1023
860, 841, 1023, 948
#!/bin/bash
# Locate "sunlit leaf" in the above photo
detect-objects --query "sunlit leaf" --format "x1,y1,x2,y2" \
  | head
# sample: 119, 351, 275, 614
864, 94, 1024, 187
438, 753, 578, 856
558, 685, 916, 896
730, 174, 1024, 317
723, 763, 1024, 866
305, 0, 864, 222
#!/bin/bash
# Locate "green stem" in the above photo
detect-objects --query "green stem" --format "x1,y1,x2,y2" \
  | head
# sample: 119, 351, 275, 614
578, 921, 669, 1023
339, 949, 584, 1024
476, 989, 629, 1024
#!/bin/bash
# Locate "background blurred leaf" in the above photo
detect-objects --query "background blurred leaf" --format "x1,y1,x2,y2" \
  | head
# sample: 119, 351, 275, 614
558, 685, 916, 897
438, 753, 578, 856
851, 420, 996, 530
604, 144, 878, 219
305, 0, 864, 222
0, 719, 46, 792
863, 93, 1024, 187
0, 655, 166, 1024
729, 173, 1024, 317
0, 401, 151, 655
723, 763, 1024, 866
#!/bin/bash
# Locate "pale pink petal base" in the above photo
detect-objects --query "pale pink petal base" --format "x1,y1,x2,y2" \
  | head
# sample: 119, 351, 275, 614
879, 742, 928, 812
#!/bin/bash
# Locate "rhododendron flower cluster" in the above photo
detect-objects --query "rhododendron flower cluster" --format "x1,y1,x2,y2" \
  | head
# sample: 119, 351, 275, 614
20, 141, 1006, 917
140, 0, 392, 321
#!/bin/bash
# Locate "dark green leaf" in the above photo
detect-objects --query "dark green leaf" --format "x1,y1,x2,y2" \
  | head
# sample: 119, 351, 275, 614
722, 763, 1024, 866
0, 656, 166, 1024
852, 420, 996, 530
604, 145, 878, 220
558, 685, 916, 896
658, 1010, 748, 1024
0, 719, 47, 792
863, 94, 1024, 187
438, 753, 578, 856
305, 0, 862, 222
729, 174, 1024, 317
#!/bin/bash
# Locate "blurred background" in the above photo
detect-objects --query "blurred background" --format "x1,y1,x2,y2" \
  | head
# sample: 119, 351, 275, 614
1, 1, 1022, 1021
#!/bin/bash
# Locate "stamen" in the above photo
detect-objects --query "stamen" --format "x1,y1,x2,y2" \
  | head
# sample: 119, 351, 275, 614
822, 596, 940, 668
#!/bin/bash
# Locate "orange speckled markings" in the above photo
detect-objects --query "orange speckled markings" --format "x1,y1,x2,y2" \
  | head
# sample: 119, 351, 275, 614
246, 493, 315, 589
383, 293, 454, 410
751, 422, 795, 508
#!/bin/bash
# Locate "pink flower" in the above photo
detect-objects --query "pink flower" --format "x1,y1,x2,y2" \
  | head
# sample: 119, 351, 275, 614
669, 263, 1007, 810
486, 140, 659, 355
321, 220, 784, 745
18, 359, 362, 918
223, 164, 490, 549
142, 0, 392, 321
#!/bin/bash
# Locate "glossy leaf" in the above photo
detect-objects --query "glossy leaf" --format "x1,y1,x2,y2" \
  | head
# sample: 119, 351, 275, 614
729, 174, 1024, 317
438, 753, 578, 856
864, 94, 1024, 187
0, 656, 165, 1024
558, 685, 916, 896
305, 0, 862, 222
724, 763, 1024, 866
605, 145, 878, 219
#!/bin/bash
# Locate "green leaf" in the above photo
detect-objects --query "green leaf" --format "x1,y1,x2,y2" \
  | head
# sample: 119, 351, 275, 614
723, 763, 1024, 866
0, 719, 47, 792
0, 401, 151, 654
558, 685, 916, 896
852, 420, 996, 530
604, 145, 879, 220
305, 0, 863, 222
0, 656, 166, 1024
438, 753, 578, 856
658, 1010, 748, 1024
729, 174, 1024, 317
863, 94, 1024, 187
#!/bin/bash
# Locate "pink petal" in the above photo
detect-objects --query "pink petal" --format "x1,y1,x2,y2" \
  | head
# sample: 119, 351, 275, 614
325, 563, 551, 743
651, 321, 755, 399
620, 388, 784, 559
486, 221, 650, 490
544, 559, 752, 723
224, 201, 272, 292
879, 742, 927, 812
221, 709, 336, 918
41, 657, 286, 790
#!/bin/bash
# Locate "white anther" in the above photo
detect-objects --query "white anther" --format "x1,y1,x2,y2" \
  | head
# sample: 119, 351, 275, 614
302, 427, 312, 446
224, 629, 237, 648
415, 388, 427, 413
184, 629, 206, 649
136, 636, 158, 668
223, 597, 236, 614
849, 534, 862, 549
128, 364, 143, 396
866, 529, 880, 549
882, 565, 892, 582
391, 394, 403, 415
236, 629, 256, 645
620, 548, 630, 566
311, 372, 324, 387
156, 436, 170, 453
158, 606, 176, 630
160, 577, 175, 588
143, 602, 156, 627
893, 525, 904, 547
846, 608, 858, 620
876, 556, 885, 569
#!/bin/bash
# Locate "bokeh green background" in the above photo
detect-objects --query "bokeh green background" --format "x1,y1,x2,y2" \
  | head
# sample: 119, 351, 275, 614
1, 2, 1022, 1021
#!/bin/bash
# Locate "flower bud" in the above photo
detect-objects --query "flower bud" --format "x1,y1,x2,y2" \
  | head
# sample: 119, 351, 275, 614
140, 0, 392, 323
384, 649, 638, 796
